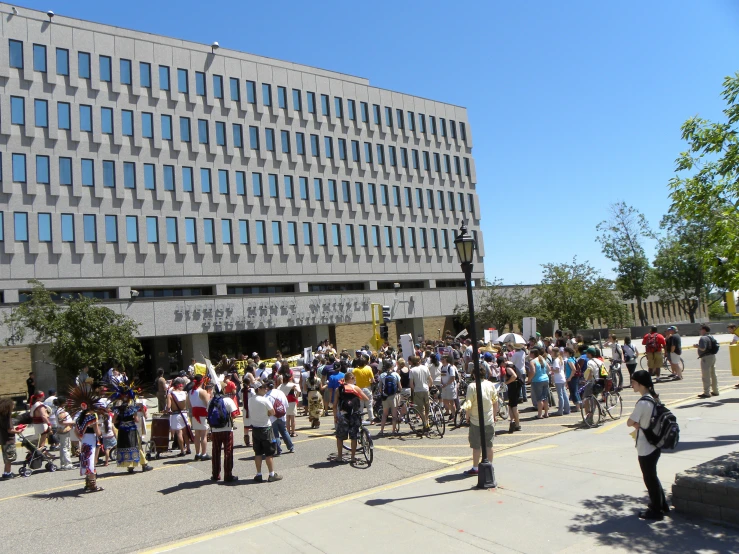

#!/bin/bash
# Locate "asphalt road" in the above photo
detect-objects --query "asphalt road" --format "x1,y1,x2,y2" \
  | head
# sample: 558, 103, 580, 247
0, 345, 734, 553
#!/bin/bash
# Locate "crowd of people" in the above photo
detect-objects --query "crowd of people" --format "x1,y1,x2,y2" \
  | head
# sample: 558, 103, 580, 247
0, 324, 730, 516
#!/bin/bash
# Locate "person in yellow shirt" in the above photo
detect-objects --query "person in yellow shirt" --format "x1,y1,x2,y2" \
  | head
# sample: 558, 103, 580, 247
462, 365, 498, 477
352, 355, 376, 423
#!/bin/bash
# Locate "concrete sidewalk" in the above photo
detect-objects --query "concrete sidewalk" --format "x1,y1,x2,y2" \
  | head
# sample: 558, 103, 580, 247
160, 389, 739, 553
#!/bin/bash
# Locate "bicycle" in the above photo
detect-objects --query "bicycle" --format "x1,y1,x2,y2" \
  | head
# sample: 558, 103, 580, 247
579, 379, 604, 428
601, 380, 623, 420
640, 353, 683, 375
397, 395, 423, 434
342, 411, 374, 466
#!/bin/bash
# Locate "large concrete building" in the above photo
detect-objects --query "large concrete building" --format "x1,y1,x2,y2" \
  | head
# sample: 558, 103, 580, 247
0, 4, 483, 384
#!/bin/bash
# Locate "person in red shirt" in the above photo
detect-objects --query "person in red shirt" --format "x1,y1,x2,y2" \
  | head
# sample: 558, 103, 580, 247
642, 326, 666, 378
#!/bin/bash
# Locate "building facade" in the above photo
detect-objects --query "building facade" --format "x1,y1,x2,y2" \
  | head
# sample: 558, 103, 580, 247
0, 4, 483, 385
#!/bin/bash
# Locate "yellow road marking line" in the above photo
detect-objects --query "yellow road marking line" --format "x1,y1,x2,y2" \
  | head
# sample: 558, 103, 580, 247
374, 446, 457, 465
0, 463, 180, 503
141, 443, 559, 553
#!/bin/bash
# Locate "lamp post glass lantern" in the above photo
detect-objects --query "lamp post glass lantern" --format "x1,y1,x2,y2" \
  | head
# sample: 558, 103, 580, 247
454, 224, 496, 489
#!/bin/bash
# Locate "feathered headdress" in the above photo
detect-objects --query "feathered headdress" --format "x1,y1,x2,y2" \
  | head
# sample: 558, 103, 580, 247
66, 383, 108, 416
107, 380, 141, 403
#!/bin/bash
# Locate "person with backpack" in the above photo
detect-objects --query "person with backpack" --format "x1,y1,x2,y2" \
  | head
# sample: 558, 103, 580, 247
627, 370, 670, 520
248, 381, 282, 482
333, 371, 368, 464
266, 380, 294, 455
378, 360, 400, 436
207, 383, 239, 482
622, 337, 639, 385
695, 324, 720, 398
641, 326, 666, 378
527, 348, 551, 419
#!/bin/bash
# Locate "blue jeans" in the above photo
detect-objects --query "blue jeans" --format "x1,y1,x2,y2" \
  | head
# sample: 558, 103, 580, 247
555, 382, 570, 415
568, 377, 581, 405
271, 419, 293, 453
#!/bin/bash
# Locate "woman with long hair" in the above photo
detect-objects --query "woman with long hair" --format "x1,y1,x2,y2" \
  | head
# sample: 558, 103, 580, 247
551, 348, 570, 416
627, 370, 669, 520
527, 348, 550, 419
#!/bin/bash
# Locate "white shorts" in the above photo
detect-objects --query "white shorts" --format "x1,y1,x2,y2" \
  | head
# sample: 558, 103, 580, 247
191, 418, 208, 432
669, 353, 681, 365
287, 402, 297, 416
33, 423, 49, 436
441, 384, 458, 401
170, 413, 190, 431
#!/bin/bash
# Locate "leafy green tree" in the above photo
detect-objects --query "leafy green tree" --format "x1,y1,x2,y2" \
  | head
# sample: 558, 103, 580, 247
669, 72, 739, 290
652, 212, 719, 322
454, 279, 540, 332
3, 280, 142, 381
596, 202, 655, 326
536, 258, 630, 332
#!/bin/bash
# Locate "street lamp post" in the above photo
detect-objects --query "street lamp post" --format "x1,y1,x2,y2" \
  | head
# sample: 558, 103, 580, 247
454, 223, 496, 489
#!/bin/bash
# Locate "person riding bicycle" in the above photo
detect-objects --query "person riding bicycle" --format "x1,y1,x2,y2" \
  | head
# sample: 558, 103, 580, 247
583, 347, 609, 399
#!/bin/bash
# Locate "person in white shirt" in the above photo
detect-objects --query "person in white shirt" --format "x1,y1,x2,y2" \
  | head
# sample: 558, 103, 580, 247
53, 397, 75, 470
248, 382, 282, 482
409, 356, 433, 432
209, 393, 240, 482
551, 349, 570, 416
427, 353, 442, 387
627, 370, 669, 520
439, 356, 458, 422
511, 347, 527, 402
266, 382, 294, 455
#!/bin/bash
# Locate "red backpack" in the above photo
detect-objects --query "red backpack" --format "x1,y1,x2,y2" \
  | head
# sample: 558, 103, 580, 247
272, 397, 286, 418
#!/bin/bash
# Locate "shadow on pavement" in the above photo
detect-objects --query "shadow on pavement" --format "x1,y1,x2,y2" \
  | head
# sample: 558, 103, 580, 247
365, 488, 470, 507
158, 479, 217, 495
435, 473, 474, 483
30, 489, 85, 500
567, 494, 739, 551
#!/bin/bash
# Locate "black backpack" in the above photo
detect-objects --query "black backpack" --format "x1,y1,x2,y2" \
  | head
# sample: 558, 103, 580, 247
708, 335, 720, 355
639, 396, 679, 450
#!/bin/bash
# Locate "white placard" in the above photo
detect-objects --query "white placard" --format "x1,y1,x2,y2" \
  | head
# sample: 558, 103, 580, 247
522, 318, 537, 342
303, 347, 313, 364
400, 334, 415, 361
484, 329, 492, 344
490, 328, 499, 343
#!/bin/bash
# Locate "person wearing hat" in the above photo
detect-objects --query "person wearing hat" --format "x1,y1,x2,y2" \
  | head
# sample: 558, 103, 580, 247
248, 381, 282, 482
665, 326, 683, 380
627, 370, 669, 520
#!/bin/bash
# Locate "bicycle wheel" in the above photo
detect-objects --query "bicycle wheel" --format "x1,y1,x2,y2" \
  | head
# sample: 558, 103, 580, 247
454, 407, 466, 428
407, 406, 423, 434
639, 356, 648, 370
604, 392, 623, 420
581, 396, 600, 428
430, 404, 446, 437
498, 401, 509, 421
359, 427, 373, 466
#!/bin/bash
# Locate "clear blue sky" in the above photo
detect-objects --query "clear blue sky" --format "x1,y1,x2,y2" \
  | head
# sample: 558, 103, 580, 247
18, 0, 739, 284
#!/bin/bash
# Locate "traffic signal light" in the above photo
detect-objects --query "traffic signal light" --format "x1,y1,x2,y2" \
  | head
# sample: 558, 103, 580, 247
382, 306, 391, 323
726, 291, 738, 315
379, 324, 389, 340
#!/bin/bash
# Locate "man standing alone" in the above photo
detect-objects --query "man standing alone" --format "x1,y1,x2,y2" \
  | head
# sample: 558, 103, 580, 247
696, 325, 719, 399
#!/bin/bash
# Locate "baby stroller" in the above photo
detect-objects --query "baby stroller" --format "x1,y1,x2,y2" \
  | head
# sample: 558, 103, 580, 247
17, 427, 57, 477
